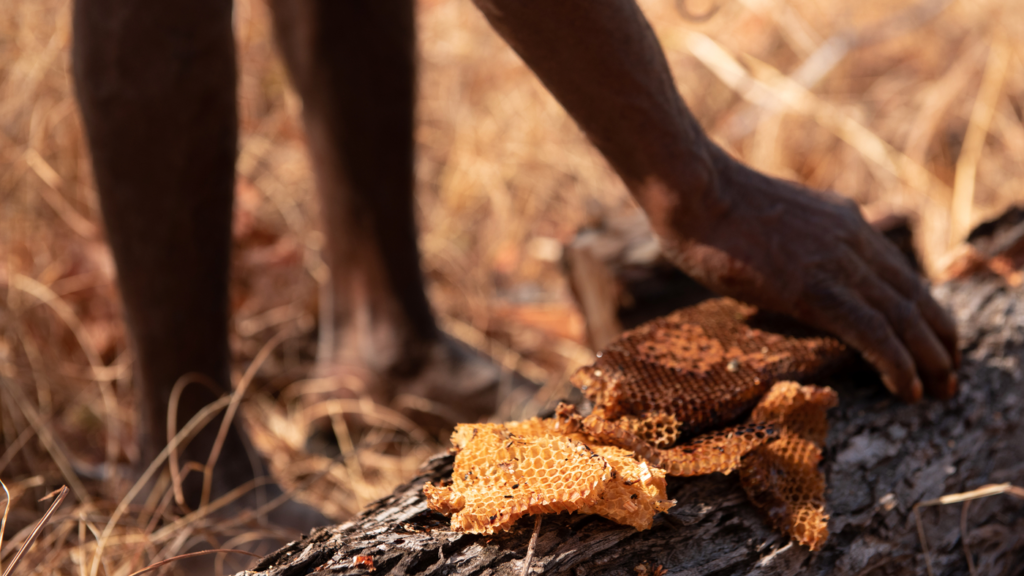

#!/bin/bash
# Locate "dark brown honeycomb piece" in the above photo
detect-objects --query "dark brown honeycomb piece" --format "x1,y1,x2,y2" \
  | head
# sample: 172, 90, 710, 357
430, 297, 846, 549
571, 297, 847, 441
569, 297, 848, 548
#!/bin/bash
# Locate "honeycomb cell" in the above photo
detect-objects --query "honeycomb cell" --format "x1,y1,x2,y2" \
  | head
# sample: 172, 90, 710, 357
571, 298, 846, 436
424, 419, 675, 534
581, 445, 674, 530
631, 324, 727, 373
750, 380, 837, 446
654, 421, 778, 477
740, 381, 838, 550
430, 298, 846, 549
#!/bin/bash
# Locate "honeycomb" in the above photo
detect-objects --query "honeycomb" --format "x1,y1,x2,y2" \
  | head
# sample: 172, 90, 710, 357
428, 298, 844, 549
424, 418, 675, 534
750, 379, 836, 446
568, 298, 844, 478
505, 418, 677, 531
556, 404, 777, 477
739, 381, 837, 551
571, 297, 846, 439
654, 421, 778, 476
580, 442, 674, 528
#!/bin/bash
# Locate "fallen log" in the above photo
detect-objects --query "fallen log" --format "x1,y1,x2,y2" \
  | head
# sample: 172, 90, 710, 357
237, 269, 1024, 576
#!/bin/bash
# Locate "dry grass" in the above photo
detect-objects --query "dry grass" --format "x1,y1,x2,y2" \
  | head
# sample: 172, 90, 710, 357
0, 0, 1022, 573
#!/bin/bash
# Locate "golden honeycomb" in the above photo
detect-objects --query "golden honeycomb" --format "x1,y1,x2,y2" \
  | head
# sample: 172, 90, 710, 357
580, 442, 674, 528
740, 434, 829, 550
739, 381, 837, 550
654, 421, 778, 476
556, 404, 777, 477
428, 298, 844, 549
424, 418, 675, 534
750, 380, 835, 446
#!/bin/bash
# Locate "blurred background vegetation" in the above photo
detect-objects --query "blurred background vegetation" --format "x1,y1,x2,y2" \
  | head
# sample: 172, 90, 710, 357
0, 0, 1022, 572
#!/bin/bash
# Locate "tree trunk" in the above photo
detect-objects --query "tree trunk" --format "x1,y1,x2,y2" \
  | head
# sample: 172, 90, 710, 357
238, 273, 1024, 576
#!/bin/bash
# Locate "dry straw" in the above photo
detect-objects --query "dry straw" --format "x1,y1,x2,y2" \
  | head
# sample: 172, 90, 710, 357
1, 0, 1022, 573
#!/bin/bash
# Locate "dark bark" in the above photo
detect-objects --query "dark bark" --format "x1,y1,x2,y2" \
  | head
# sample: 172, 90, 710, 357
238, 273, 1024, 576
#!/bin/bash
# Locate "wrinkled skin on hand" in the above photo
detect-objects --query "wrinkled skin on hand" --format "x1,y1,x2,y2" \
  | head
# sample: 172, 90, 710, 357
652, 147, 959, 403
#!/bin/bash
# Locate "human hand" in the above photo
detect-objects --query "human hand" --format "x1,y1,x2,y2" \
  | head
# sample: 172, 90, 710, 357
468, 0, 957, 400
651, 148, 959, 402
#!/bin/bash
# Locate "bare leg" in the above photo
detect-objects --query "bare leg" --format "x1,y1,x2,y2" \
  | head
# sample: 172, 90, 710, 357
73, 0, 325, 531
273, 0, 431, 384
269, 0, 526, 425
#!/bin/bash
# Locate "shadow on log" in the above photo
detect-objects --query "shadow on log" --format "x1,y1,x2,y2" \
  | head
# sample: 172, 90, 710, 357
237, 272, 1024, 575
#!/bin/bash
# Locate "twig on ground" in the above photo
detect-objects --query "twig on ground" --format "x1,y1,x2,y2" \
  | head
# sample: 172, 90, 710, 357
126, 548, 261, 576
1, 485, 69, 576
0, 377, 91, 505
520, 515, 543, 576
913, 482, 1024, 576
0, 480, 9, 567
167, 372, 224, 508
960, 500, 977, 576
203, 328, 290, 508
90, 396, 233, 576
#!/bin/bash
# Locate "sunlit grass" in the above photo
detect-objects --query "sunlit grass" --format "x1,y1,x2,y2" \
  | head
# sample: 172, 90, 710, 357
1, 0, 1022, 572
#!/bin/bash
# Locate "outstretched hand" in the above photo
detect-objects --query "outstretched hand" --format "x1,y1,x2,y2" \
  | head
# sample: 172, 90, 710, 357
654, 148, 959, 402
470, 0, 958, 402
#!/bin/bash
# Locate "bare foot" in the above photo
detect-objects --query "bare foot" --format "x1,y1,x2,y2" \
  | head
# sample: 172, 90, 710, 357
112, 418, 330, 574
391, 336, 541, 431
306, 335, 541, 440
135, 460, 329, 575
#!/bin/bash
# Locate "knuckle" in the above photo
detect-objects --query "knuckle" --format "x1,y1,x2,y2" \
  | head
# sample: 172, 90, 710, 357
891, 298, 921, 329
838, 194, 859, 211
833, 195, 863, 221
856, 308, 892, 343
795, 277, 843, 317
836, 219, 871, 250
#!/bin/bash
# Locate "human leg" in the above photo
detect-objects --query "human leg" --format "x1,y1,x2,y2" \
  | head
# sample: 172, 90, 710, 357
269, 0, 526, 428
72, 0, 326, 528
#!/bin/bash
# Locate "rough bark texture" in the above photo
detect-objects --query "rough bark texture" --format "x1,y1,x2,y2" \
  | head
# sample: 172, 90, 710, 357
238, 274, 1024, 576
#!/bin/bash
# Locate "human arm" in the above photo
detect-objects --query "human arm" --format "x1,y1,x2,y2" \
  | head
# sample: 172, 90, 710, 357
472, 0, 958, 401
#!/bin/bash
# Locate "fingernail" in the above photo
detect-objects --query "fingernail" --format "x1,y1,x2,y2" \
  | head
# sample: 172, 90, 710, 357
881, 374, 920, 402
880, 374, 898, 397
945, 373, 958, 399
910, 377, 924, 402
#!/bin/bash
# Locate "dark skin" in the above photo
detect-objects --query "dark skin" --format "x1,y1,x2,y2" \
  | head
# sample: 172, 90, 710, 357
72, 0, 957, 533
474, 0, 958, 402
73, 0, 244, 505
73, 0, 433, 525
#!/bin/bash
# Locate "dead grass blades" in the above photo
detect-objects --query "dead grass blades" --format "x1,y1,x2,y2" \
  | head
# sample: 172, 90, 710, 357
1, 0, 1023, 573
1, 486, 68, 576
